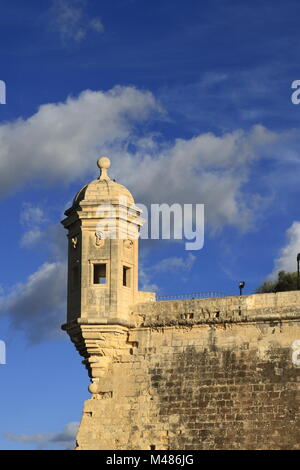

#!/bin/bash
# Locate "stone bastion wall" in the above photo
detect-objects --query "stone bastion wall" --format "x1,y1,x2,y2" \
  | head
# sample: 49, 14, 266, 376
74, 291, 300, 450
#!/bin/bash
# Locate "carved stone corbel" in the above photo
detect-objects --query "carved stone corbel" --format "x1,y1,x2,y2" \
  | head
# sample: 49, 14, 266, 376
62, 321, 131, 397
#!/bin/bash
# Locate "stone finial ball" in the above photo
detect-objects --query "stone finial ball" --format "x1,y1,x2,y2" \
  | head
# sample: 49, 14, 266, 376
88, 382, 99, 394
97, 156, 111, 170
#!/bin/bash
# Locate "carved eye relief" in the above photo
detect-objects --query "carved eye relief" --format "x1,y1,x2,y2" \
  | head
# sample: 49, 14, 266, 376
124, 239, 133, 249
96, 230, 104, 239
95, 230, 105, 247
71, 236, 78, 249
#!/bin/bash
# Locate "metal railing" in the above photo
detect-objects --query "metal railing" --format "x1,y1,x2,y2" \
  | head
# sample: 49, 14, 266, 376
156, 291, 225, 301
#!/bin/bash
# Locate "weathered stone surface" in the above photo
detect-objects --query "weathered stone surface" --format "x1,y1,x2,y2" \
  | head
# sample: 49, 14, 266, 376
62, 158, 300, 450
74, 315, 300, 450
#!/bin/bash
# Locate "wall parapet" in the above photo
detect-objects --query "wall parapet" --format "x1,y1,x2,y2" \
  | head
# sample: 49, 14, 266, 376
131, 291, 300, 327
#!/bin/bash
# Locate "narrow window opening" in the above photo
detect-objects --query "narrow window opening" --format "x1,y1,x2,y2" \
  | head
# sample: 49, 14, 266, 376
123, 266, 131, 287
94, 263, 107, 284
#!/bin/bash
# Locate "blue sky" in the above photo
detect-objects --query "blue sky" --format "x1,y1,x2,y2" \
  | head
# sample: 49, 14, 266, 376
1, 0, 300, 449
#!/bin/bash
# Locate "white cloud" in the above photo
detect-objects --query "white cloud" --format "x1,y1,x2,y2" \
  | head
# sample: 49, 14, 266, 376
20, 229, 43, 248
270, 221, 300, 278
0, 262, 67, 343
89, 17, 104, 33
0, 85, 288, 233
138, 254, 196, 293
6, 211, 68, 341
5, 421, 79, 450
20, 203, 46, 226
0, 86, 160, 197
115, 124, 280, 232
20, 203, 48, 248
50, 0, 104, 43
158, 65, 290, 130
153, 253, 196, 272
139, 265, 159, 293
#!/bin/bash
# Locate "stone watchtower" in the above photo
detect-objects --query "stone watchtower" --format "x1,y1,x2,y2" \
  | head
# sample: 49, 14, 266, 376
62, 157, 154, 397
62, 157, 300, 450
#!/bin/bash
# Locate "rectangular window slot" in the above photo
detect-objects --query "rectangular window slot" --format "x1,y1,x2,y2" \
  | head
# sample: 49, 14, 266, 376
123, 266, 131, 287
94, 263, 107, 284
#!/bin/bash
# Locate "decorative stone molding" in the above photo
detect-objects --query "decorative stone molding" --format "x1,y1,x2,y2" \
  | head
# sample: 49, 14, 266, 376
62, 320, 134, 397
95, 230, 105, 247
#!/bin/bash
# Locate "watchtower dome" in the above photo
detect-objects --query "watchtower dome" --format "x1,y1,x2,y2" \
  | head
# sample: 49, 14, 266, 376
62, 157, 144, 327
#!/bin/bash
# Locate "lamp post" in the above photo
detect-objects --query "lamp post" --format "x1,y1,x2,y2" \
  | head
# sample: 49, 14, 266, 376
297, 253, 300, 290
239, 281, 245, 296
